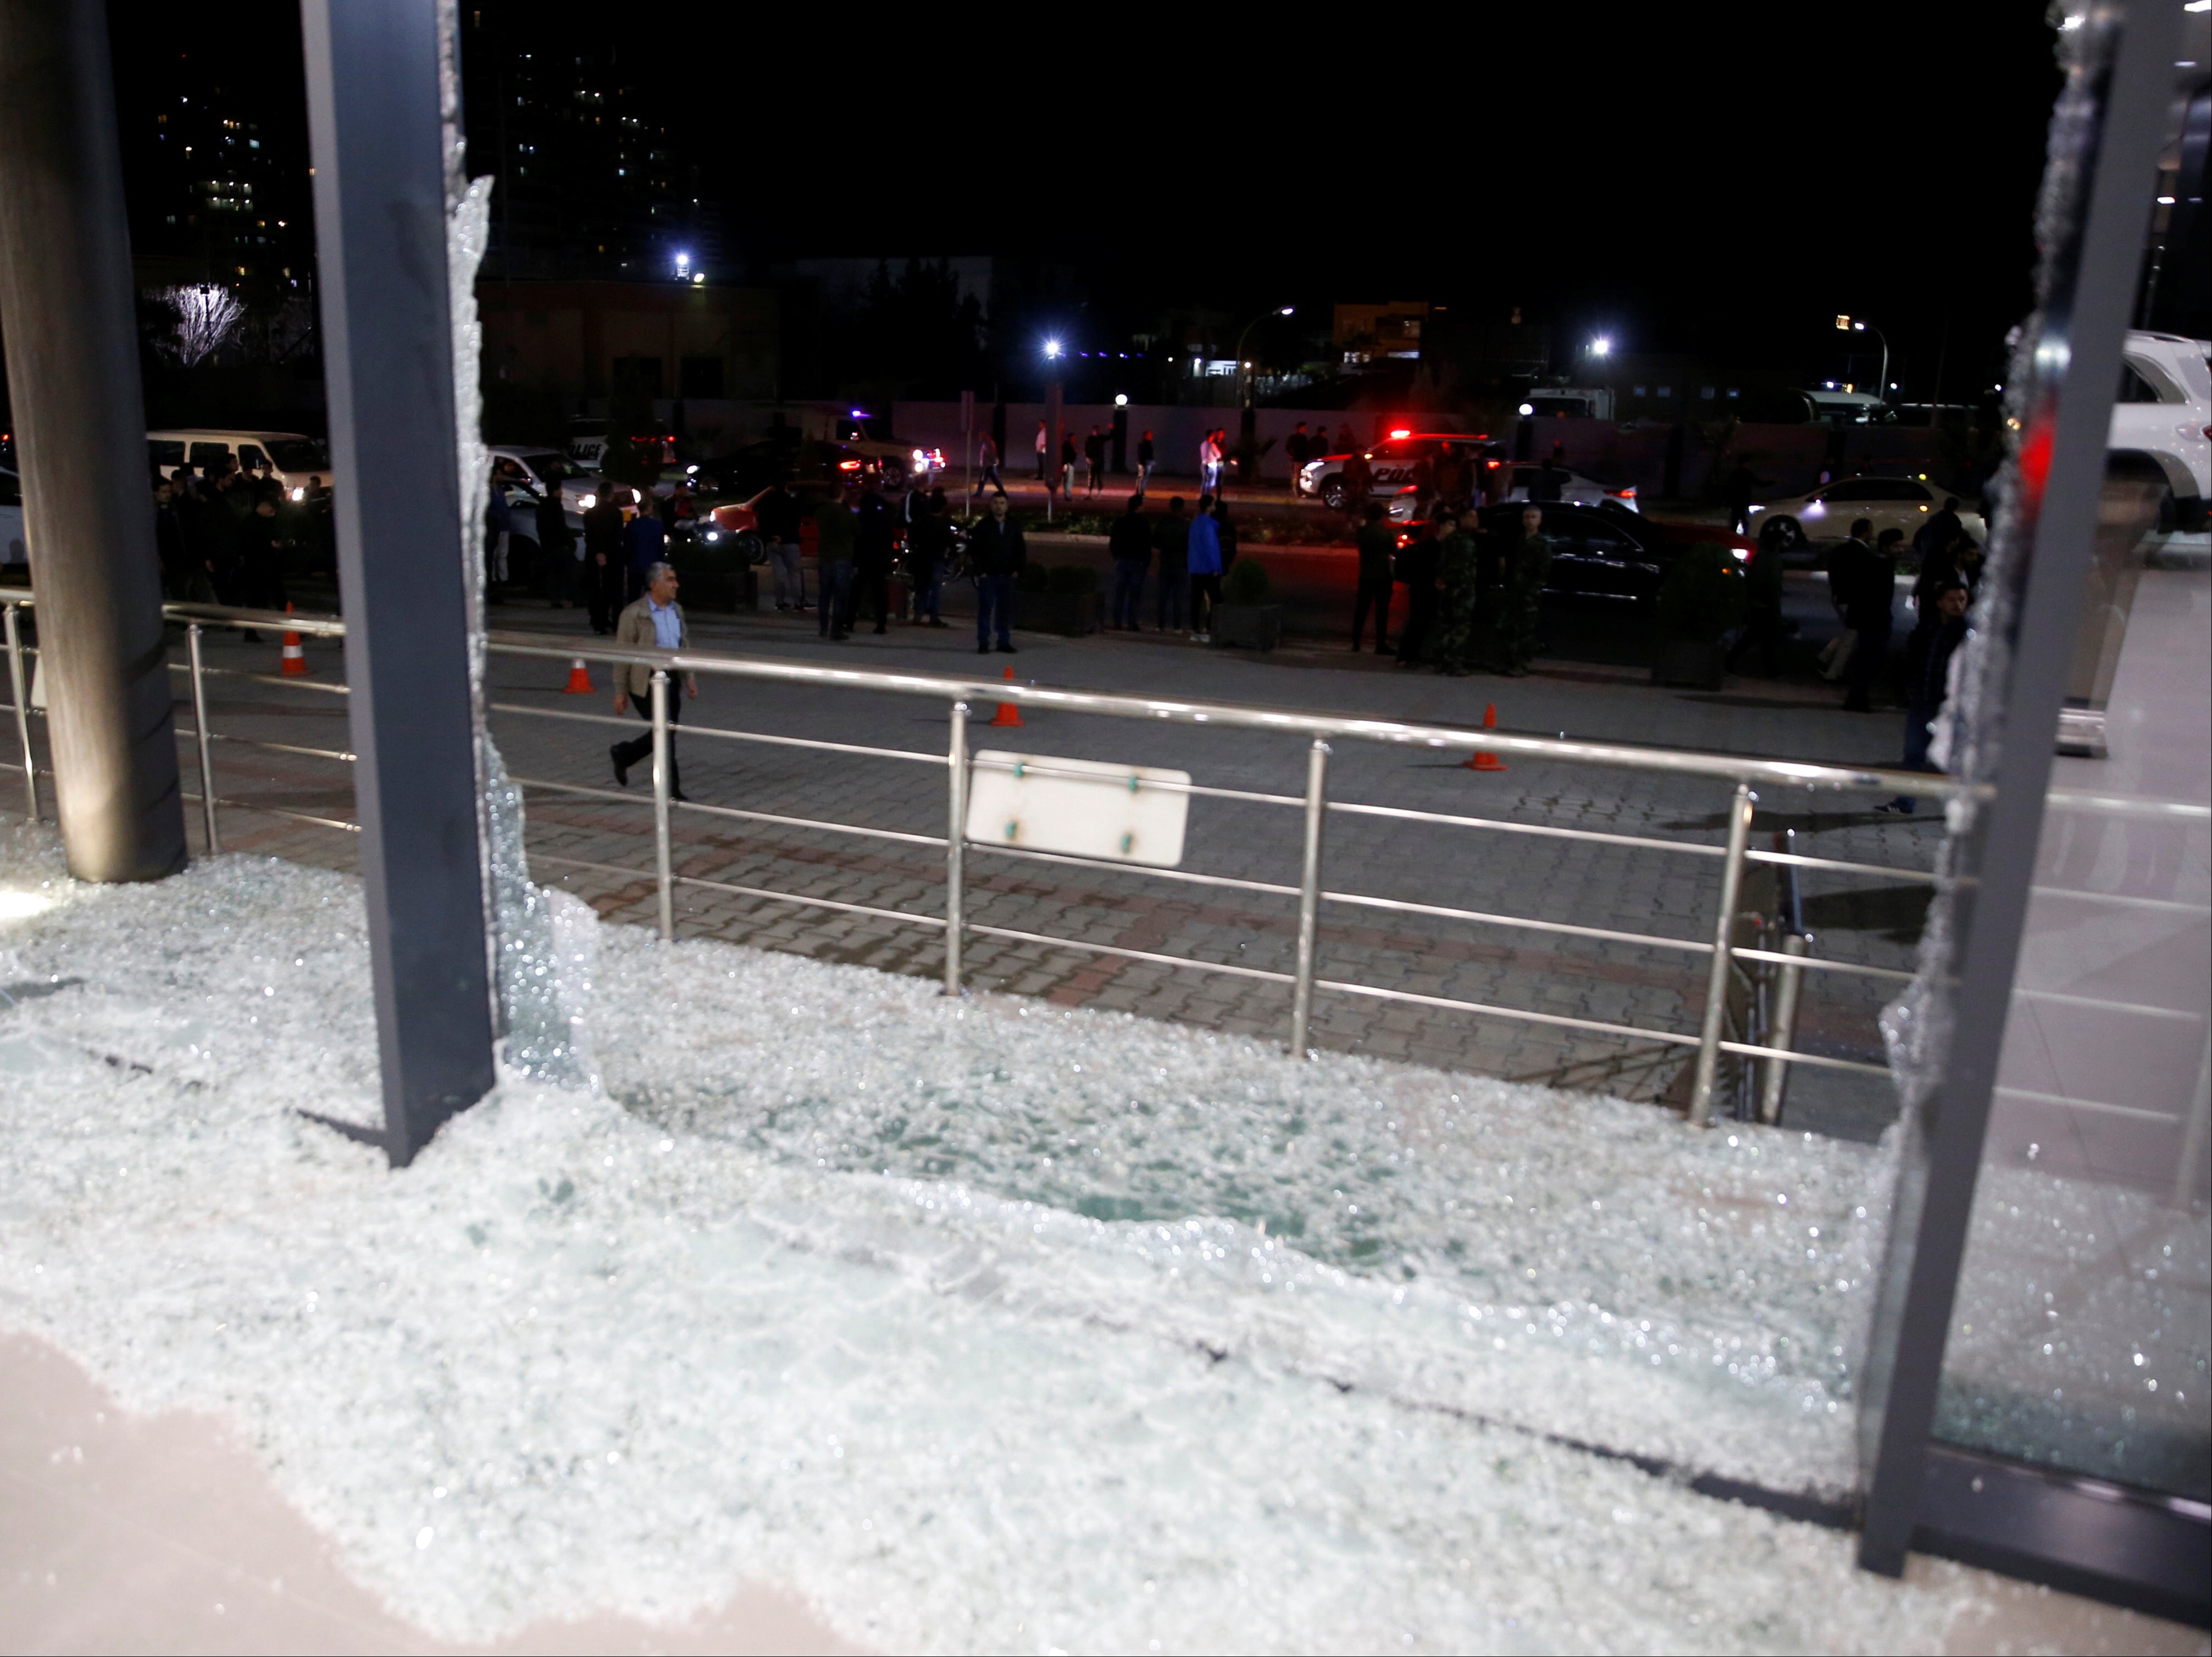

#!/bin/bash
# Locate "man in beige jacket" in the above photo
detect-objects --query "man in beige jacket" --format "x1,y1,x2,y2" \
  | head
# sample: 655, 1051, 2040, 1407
609, 561, 699, 800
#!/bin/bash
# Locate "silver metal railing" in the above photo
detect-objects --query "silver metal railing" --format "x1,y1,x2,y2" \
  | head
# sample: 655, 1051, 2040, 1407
20, 590, 2194, 1130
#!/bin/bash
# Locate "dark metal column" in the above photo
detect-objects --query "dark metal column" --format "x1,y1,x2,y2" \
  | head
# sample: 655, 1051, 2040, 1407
301, 0, 495, 1165
1855, 0, 2183, 1577
0, 0, 186, 882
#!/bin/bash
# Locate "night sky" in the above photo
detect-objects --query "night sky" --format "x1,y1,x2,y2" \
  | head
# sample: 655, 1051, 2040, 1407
105, 2, 2064, 397
676, 3, 2060, 393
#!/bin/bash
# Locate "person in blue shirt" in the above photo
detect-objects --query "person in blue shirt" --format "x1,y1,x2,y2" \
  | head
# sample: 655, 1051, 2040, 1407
1185, 495, 1223, 641
622, 495, 667, 604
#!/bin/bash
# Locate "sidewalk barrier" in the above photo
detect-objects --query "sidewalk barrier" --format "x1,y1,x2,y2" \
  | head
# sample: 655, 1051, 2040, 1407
1465, 703, 1506, 771
988, 664, 1024, 728
562, 658, 594, 694
279, 604, 309, 677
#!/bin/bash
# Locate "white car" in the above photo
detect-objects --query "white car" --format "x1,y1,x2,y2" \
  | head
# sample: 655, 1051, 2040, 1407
1380, 461, 1638, 522
1298, 429, 1489, 506
2111, 330, 2211, 531
1748, 475, 1986, 548
488, 445, 600, 529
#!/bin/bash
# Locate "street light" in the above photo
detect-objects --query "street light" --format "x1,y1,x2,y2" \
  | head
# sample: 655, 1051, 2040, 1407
1836, 314, 1889, 402
1589, 335, 1612, 357
1043, 337, 1063, 359
1233, 304, 1295, 406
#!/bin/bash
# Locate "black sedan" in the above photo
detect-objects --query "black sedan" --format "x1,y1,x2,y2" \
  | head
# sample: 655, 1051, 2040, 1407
1464, 502, 1752, 604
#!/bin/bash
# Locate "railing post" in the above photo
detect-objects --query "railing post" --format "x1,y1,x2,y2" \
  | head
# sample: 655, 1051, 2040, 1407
1759, 932, 1807, 1124
650, 668, 673, 942
185, 623, 220, 855
1289, 735, 1330, 1057
1689, 782, 1756, 1125
943, 699, 969, 995
3, 602, 34, 821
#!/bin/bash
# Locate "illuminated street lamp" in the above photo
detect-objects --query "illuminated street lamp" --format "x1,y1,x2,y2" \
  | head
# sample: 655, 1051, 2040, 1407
1233, 304, 1295, 406
1836, 314, 1889, 402
1588, 335, 1612, 357
1043, 337, 1063, 359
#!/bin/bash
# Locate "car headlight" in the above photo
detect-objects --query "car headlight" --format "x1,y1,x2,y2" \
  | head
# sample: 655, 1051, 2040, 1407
912, 448, 927, 463
704, 530, 720, 542
579, 493, 597, 509
1731, 546, 1749, 561
289, 486, 305, 502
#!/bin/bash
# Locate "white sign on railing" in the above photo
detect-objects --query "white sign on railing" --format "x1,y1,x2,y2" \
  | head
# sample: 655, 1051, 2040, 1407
965, 750, 1190, 868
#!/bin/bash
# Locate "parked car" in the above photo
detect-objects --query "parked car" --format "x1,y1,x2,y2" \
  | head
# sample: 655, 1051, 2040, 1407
0, 465, 24, 571
488, 445, 600, 528
2110, 329, 2211, 530
1299, 429, 1490, 506
1747, 475, 1987, 548
1394, 503, 1751, 606
147, 429, 333, 497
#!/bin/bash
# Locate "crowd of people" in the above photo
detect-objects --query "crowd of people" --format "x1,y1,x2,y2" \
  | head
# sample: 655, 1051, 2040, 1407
148, 457, 328, 632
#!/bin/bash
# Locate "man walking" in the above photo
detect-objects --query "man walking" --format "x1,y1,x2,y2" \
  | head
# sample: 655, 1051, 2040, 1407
1084, 425, 1107, 497
1108, 492, 1150, 630
1153, 495, 1190, 632
1187, 494, 1223, 641
1285, 422, 1311, 492
1035, 419, 1049, 480
1199, 430, 1223, 495
1135, 429, 1156, 495
756, 478, 805, 611
1351, 501, 1393, 652
582, 487, 625, 634
972, 432, 1003, 498
814, 484, 857, 639
609, 561, 698, 801
969, 491, 1025, 653
1496, 505, 1552, 676
1340, 446, 1373, 516
1726, 519, 1789, 676
1393, 519, 1440, 668
1721, 461, 1771, 534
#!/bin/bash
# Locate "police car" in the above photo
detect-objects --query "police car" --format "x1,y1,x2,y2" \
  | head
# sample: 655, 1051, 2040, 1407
1298, 429, 1490, 507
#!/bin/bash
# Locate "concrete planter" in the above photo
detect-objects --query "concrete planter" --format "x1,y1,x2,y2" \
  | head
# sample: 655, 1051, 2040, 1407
1211, 603, 1283, 651
1651, 636, 1727, 689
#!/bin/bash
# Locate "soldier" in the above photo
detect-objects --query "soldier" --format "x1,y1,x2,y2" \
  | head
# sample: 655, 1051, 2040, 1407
1429, 509, 1482, 675
1495, 505, 1553, 676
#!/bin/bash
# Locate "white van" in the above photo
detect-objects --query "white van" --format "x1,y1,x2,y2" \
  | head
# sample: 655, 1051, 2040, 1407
146, 430, 334, 498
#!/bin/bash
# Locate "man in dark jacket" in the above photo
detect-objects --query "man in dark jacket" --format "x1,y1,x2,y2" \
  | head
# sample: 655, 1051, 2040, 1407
581, 491, 626, 634
906, 489, 951, 627
814, 485, 857, 639
1108, 494, 1150, 629
1496, 506, 1553, 675
1392, 520, 1440, 668
622, 501, 667, 606
755, 480, 805, 611
1721, 462, 1772, 534
1351, 502, 1393, 652
968, 491, 1026, 653
1839, 523, 1899, 711
536, 492, 578, 608
1152, 496, 1190, 631
853, 485, 896, 635
1881, 580, 1971, 813
152, 475, 190, 599
1726, 520, 1790, 676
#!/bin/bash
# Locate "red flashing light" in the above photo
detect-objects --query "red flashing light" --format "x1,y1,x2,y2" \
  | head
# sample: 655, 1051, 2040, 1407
837, 459, 862, 471
1388, 428, 1412, 440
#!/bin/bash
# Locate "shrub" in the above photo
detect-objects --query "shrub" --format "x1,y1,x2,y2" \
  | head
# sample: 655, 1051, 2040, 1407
1655, 542, 1747, 641
1222, 556, 1273, 606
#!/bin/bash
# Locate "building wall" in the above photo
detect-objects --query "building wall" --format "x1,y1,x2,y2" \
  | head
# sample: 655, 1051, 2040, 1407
476, 282, 779, 403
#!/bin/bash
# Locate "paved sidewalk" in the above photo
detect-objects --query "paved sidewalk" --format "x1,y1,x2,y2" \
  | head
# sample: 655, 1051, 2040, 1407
10, 606, 1944, 1139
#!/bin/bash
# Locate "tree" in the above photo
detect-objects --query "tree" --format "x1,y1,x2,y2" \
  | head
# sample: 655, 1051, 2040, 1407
159, 284, 247, 367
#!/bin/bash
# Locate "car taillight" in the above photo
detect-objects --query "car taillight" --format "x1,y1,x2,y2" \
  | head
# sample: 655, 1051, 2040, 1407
838, 459, 861, 471
1613, 486, 1637, 499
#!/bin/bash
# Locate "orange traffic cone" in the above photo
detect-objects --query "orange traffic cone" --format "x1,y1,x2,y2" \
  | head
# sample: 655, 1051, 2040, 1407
562, 657, 594, 694
1464, 702, 1507, 771
988, 664, 1024, 728
279, 603, 309, 677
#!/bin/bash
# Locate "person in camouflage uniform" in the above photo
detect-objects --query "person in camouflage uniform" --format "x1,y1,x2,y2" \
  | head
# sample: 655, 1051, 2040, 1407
1495, 505, 1553, 675
1429, 508, 1483, 675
